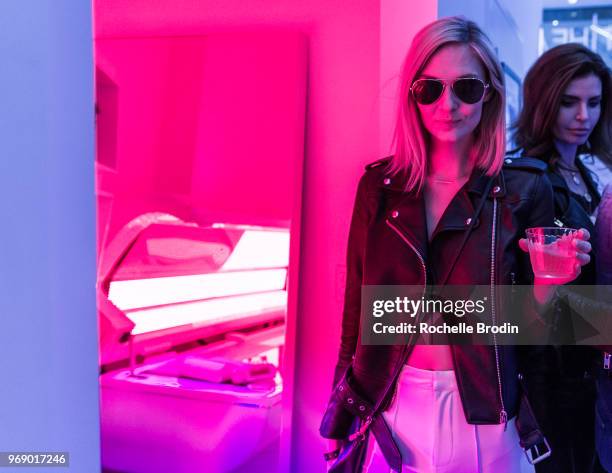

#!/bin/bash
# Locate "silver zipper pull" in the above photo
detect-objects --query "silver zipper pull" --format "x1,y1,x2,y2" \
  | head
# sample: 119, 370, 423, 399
605, 352, 611, 371
500, 409, 508, 430
348, 416, 372, 442
554, 218, 564, 227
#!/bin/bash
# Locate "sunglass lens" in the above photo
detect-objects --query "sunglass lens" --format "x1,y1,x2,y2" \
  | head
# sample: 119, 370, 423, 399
453, 79, 485, 104
412, 80, 443, 105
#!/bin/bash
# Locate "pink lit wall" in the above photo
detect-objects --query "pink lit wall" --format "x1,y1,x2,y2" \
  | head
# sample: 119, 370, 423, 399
95, 34, 306, 252
94, 2, 436, 472
380, 0, 438, 156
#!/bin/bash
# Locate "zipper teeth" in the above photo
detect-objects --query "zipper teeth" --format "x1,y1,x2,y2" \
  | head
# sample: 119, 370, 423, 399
388, 203, 506, 423
490, 197, 506, 423
385, 218, 427, 408
385, 219, 427, 285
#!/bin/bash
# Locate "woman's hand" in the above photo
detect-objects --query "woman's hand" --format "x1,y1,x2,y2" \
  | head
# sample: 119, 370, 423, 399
324, 438, 345, 471
519, 228, 591, 307
518, 228, 592, 285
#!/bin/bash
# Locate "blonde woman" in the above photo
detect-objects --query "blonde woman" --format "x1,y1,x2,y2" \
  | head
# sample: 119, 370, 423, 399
320, 17, 592, 473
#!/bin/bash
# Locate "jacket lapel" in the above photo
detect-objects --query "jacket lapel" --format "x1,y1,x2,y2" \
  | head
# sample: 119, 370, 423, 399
383, 171, 499, 284
429, 187, 476, 242
432, 172, 500, 285
430, 171, 493, 240
577, 157, 602, 208
386, 190, 428, 261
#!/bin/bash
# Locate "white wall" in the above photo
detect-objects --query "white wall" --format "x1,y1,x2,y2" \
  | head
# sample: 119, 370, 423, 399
0, 1, 101, 471
439, 0, 544, 77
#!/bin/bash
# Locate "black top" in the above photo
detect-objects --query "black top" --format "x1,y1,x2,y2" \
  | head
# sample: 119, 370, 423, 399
555, 156, 601, 216
551, 158, 601, 282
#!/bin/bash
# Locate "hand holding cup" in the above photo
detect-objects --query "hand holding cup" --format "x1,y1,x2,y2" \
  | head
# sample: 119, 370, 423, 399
519, 227, 591, 285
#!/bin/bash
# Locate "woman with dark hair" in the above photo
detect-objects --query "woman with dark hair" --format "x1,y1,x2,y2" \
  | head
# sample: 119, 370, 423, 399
319, 18, 591, 473
514, 43, 612, 220
513, 43, 612, 473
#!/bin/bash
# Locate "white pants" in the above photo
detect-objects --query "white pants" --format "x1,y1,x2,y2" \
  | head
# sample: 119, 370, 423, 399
363, 365, 534, 473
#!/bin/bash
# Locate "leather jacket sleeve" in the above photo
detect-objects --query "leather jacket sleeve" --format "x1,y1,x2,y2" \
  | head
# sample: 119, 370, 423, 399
596, 184, 612, 284
594, 185, 612, 351
514, 172, 558, 443
513, 172, 555, 341
516, 172, 555, 285
332, 172, 376, 388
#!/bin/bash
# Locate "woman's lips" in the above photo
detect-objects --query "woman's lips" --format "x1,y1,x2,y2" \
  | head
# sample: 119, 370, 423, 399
436, 119, 461, 129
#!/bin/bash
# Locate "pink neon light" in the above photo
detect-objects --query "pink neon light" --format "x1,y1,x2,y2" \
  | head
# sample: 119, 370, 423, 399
127, 291, 287, 334
108, 268, 287, 311
220, 230, 289, 270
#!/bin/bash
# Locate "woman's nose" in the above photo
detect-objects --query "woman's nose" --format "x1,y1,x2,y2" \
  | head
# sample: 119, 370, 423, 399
438, 85, 458, 111
576, 102, 589, 121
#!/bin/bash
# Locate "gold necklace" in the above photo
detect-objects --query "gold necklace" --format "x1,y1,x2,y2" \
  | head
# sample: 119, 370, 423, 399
557, 163, 593, 203
557, 160, 580, 174
427, 173, 470, 184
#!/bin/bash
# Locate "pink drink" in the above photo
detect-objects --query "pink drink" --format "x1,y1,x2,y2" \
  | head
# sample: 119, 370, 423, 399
526, 227, 578, 283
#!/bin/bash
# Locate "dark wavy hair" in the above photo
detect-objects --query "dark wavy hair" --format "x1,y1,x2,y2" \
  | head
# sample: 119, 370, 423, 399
512, 43, 612, 166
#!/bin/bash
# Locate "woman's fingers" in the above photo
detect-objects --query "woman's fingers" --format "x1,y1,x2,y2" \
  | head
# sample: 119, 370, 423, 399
573, 229, 592, 269
573, 237, 592, 254
517, 230, 590, 277
577, 228, 591, 241
576, 252, 591, 266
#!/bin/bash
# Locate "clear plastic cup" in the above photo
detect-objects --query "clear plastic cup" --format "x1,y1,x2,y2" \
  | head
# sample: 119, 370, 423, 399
525, 227, 578, 283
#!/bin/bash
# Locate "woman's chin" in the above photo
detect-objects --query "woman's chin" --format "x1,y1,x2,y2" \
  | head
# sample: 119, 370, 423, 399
428, 129, 472, 143
559, 133, 591, 147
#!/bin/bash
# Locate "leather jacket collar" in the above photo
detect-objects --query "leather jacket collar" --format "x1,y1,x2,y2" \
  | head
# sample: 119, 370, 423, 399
379, 168, 503, 283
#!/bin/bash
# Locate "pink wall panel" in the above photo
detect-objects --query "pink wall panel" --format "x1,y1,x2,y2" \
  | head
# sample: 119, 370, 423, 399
94, 1, 437, 471
95, 33, 307, 249
192, 34, 307, 227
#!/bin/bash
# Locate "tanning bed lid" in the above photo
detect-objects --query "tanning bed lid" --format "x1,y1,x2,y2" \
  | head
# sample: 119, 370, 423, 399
97, 213, 289, 366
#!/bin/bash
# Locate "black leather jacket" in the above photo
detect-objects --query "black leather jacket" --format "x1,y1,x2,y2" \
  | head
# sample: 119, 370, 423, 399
547, 158, 598, 285
531, 157, 601, 473
320, 156, 554, 439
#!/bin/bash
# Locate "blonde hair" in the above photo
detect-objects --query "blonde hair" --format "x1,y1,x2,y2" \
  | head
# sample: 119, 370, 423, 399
390, 16, 506, 193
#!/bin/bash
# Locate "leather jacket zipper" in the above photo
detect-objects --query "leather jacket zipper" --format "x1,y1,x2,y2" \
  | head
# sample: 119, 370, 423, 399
387, 207, 507, 425
490, 197, 508, 427
385, 218, 427, 286
385, 217, 427, 409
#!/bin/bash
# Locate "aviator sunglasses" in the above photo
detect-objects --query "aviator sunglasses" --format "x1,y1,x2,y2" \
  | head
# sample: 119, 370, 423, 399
410, 77, 489, 105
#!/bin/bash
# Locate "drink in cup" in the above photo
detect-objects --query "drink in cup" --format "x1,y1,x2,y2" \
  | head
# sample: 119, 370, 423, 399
525, 227, 578, 283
